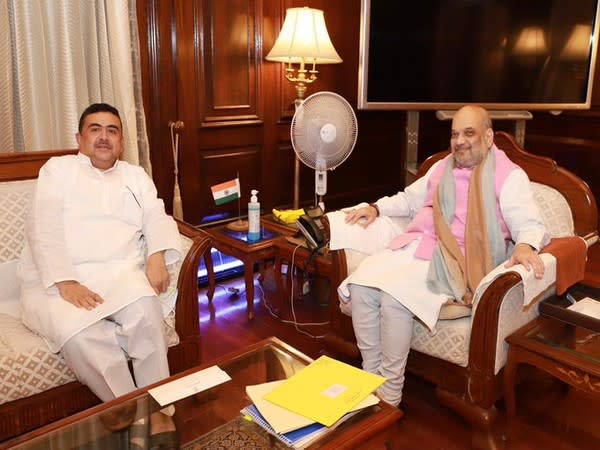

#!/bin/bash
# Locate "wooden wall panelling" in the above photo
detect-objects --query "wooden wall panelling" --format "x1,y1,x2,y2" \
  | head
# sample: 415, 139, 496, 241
137, 0, 178, 213
174, 0, 264, 225
199, 0, 262, 127
258, 0, 281, 212
136, 0, 409, 221
191, 0, 264, 225
138, 0, 600, 225
267, 0, 407, 209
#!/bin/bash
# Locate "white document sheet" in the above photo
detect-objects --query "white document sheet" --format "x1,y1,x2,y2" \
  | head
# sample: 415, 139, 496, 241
148, 365, 231, 406
568, 297, 600, 319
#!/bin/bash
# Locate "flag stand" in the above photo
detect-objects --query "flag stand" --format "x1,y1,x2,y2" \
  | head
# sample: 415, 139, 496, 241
226, 174, 249, 231
226, 217, 248, 232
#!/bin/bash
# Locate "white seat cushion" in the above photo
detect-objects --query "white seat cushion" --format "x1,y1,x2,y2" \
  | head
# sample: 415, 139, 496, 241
411, 317, 471, 367
0, 314, 77, 405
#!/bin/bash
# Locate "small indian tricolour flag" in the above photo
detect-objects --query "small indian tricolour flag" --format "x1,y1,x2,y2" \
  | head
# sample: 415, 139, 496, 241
211, 178, 241, 205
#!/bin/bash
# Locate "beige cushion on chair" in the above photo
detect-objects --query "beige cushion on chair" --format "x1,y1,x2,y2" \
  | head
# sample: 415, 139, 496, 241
0, 314, 78, 405
438, 303, 472, 320
0, 179, 35, 263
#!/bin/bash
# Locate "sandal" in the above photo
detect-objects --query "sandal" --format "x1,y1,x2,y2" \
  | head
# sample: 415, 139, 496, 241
150, 430, 179, 450
99, 402, 138, 432
129, 418, 149, 450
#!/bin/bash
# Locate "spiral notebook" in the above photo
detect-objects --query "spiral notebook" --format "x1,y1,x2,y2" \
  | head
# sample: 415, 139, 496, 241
241, 404, 327, 449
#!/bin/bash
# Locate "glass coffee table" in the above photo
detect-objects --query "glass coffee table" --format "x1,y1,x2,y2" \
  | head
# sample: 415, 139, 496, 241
5, 337, 402, 449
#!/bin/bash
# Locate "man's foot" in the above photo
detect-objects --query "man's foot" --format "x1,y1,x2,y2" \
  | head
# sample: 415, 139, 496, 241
99, 401, 137, 431
129, 417, 148, 450
149, 411, 178, 450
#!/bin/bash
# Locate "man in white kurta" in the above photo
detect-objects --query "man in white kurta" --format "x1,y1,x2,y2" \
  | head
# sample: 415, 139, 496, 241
18, 103, 181, 416
341, 106, 548, 407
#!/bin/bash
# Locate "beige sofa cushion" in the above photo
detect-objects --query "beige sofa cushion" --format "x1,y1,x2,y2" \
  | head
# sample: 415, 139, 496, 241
0, 314, 77, 405
0, 179, 35, 263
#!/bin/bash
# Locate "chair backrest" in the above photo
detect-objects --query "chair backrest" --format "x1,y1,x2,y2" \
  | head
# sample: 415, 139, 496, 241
0, 179, 36, 264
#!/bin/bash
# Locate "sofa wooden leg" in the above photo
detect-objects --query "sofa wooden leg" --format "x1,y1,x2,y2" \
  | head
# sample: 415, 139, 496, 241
436, 388, 505, 450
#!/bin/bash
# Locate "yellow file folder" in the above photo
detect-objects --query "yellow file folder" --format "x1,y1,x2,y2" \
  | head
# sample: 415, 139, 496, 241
263, 355, 386, 427
247, 380, 380, 434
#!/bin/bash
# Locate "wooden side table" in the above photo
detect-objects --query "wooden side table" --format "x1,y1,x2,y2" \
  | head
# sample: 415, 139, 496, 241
204, 220, 294, 319
504, 314, 600, 440
272, 238, 345, 315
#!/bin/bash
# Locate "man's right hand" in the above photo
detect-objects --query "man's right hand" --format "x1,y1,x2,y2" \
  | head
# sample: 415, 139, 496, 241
56, 280, 104, 310
344, 205, 377, 228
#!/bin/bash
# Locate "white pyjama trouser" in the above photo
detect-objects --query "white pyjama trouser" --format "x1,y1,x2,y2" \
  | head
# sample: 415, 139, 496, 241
61, 296, 170, 402
349, 284, 413, 407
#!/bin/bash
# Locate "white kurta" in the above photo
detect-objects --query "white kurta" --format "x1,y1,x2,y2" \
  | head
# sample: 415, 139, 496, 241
339, 161, 549, 331
18, 153, 182, 352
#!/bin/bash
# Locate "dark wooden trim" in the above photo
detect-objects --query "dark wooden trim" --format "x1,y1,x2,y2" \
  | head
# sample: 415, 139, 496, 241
0, 149, 77, 181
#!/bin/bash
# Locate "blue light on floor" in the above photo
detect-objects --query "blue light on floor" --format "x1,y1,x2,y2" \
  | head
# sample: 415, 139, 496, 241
198, 247, 244, 285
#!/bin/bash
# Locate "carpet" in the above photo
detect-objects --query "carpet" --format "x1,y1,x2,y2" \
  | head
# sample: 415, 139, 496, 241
181, 416, 289, 450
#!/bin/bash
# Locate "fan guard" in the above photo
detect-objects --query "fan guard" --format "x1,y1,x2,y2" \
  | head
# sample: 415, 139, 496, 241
291, 91, 358, 172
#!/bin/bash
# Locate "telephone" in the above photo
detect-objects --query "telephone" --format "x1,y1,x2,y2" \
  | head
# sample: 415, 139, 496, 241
296, 205, 326, 250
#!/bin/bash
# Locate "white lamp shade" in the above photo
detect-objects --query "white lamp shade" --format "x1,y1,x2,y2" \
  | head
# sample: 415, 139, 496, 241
513, 26, 548, 56
266, 7, 342, 64
560, 24, 592, 61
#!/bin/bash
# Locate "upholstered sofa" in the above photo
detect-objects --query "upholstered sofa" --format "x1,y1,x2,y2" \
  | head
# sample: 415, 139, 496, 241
322, 132, 599, 449
0, 150, 213, 442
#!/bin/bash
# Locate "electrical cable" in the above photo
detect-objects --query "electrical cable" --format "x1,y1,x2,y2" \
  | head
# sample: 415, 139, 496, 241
256, 243, 329, 339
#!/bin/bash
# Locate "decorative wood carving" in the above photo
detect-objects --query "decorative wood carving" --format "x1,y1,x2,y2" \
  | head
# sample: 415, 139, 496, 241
556, 366, 600, 393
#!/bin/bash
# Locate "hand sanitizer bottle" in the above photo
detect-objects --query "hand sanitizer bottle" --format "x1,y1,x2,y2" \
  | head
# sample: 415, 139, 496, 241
248, 189, 260, 242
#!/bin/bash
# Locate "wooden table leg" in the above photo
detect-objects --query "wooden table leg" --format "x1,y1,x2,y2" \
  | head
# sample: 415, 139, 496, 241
503, 349, 519, 441
244, 263, 255, 320
204, 252, 216, 302
273, 255, 286, 313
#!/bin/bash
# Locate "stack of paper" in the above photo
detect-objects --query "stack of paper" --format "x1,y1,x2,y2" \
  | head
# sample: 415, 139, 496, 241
241, 404, 329, 449
263, 355, 385, 427
247, 380, 380, 434
568, 296, 600, 319
240, 355, 385, 448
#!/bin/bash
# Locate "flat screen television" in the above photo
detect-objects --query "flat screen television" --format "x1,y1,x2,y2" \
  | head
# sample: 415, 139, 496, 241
358, 0, 600, 111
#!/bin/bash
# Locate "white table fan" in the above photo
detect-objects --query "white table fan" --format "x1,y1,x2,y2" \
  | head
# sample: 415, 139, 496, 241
290, 91, 358, 210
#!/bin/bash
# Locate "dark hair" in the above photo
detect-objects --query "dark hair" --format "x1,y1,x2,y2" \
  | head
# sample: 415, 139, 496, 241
78, 103, 121, 133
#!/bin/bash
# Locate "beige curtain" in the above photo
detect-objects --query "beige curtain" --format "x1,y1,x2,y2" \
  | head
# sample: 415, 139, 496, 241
0, 0, 151, 173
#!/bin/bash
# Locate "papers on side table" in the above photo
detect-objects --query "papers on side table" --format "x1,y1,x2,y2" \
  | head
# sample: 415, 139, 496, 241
567, 296, 600, 319
148, 365, 231, 406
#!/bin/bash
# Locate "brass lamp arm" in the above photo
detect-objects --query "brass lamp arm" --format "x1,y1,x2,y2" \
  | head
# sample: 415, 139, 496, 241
285, 60, 319, 104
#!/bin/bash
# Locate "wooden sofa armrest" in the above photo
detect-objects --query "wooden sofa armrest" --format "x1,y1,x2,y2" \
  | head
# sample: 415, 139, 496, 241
468, 234, 589, 406
169, 220, 213, 371
467, 271, 523, 406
